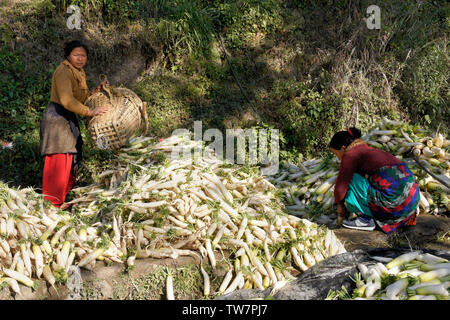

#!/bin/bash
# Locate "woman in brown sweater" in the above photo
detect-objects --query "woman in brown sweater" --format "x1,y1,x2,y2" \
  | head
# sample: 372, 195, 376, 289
330, 127, 419, 233
40, 40, 108, 210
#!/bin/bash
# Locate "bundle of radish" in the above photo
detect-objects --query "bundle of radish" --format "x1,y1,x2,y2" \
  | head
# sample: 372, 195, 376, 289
362, 118, 449, 215
327, 251, 450, 300
267, 117, 449, 224
0, 134, 346, 298
267, 156, 340, 225
0, 183, 80, 293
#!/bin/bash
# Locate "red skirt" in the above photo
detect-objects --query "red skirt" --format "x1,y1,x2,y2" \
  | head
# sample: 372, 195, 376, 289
42, 153, 76, 207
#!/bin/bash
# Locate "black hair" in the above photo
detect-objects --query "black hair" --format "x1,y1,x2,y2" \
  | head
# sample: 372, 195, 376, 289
64, 40, 89, 59
329, 127, 362, 150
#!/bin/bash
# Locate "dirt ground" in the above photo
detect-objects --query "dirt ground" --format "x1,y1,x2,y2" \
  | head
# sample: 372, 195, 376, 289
332, 213, 450, 252
1, 213, 448, 300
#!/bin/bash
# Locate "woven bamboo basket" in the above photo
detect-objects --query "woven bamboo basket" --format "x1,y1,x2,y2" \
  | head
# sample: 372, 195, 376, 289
85, 78, 148, 150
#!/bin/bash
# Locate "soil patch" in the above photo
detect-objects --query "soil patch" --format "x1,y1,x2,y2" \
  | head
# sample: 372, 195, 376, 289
332, 213, 450, 252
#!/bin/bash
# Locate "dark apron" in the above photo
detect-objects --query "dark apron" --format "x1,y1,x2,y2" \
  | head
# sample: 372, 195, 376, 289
40, 101, 83, 173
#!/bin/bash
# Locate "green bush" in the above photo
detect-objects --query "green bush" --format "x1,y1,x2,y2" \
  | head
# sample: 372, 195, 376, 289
399, 42, 449, 130
269, 78, 352, 157
0, 45, 51, 140
209, 0, 283, 49
55, 0, 142, 23
0, 130, 43, 188
379, 0, 449, 131
133, 73, 196, 137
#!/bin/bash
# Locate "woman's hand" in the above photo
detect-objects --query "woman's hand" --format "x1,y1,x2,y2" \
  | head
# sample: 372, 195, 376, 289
337, 203, 347, 226
88, 106, 109, 117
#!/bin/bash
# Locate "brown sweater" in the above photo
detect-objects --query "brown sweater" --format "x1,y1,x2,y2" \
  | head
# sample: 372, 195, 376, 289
40, 60, 92, 157
50, 59, 91, 115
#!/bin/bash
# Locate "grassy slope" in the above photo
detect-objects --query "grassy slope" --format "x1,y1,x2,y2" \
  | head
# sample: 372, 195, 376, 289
0, 0, 448, 188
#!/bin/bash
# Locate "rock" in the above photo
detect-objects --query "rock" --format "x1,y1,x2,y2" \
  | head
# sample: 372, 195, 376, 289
96, 280, 114, 299
48, 285, 70, 300
129, 259, 161, 279
81, 263, 124, 282
66, 266, 83, 300
15, 280, 48, 300
217, 248, 450, 300
129, 256, 199, 279
0, 287, 13, 300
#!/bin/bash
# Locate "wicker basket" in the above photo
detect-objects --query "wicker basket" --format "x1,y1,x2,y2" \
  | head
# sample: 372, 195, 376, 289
85, 80, 148, 150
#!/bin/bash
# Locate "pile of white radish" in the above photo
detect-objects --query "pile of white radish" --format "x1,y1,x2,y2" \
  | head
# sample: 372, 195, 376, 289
0, 134, 347, 298
363, 118, 449, 215
0, 184, 76, 294
268, 117, 450, 224
3, 117, 445, 299
346, 251, 450, 300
